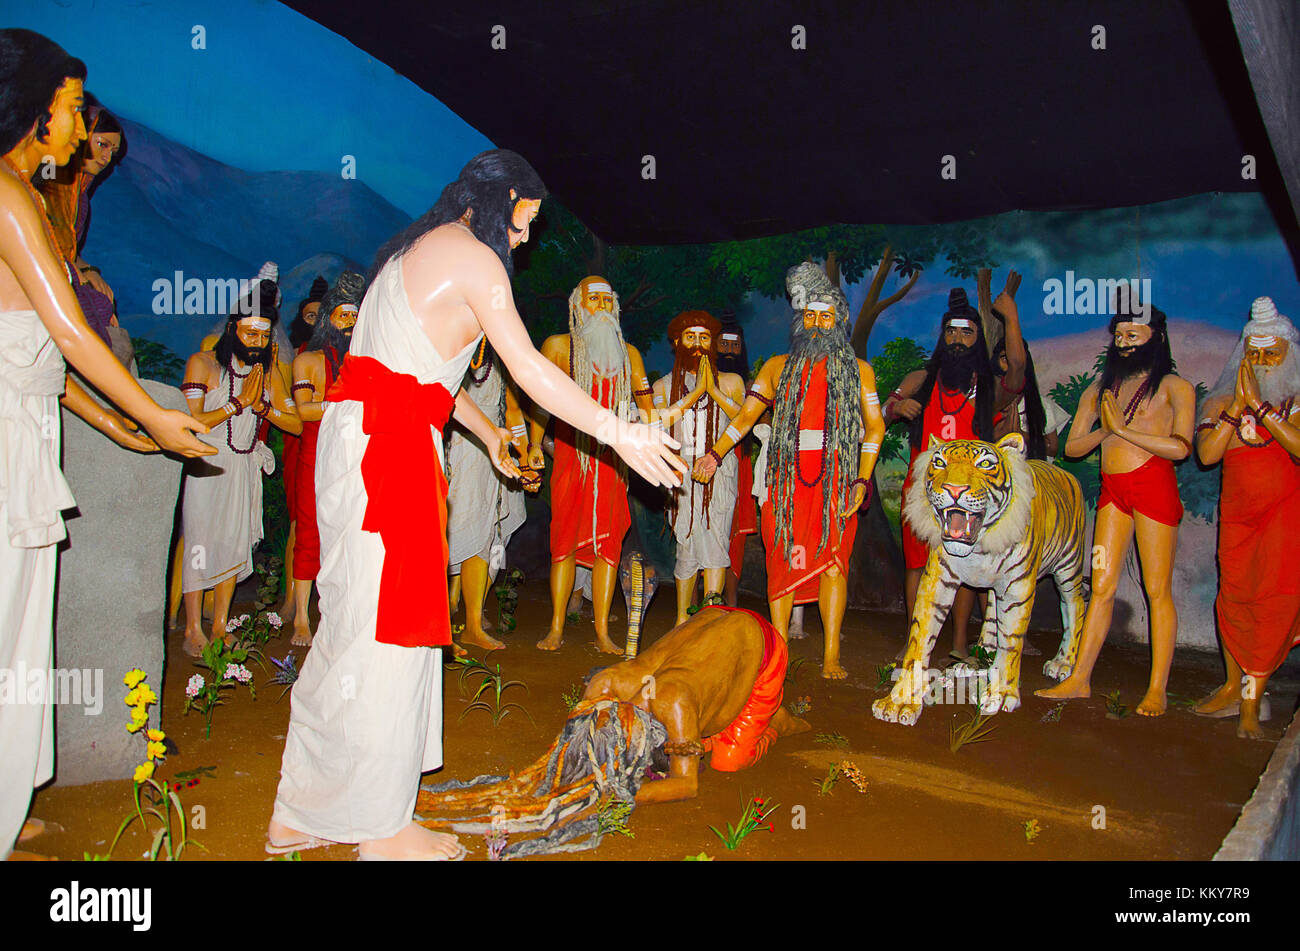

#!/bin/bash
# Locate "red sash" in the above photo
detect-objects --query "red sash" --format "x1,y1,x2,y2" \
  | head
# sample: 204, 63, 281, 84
324, 354, 456, 648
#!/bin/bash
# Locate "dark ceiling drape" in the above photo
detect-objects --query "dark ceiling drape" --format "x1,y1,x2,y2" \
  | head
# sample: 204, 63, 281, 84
1229, 0, 1300, 238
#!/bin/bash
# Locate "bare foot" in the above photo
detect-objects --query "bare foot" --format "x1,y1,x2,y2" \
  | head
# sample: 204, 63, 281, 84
266, 818, 334, 854
1194, 680, 1241, 716
537, 632, 564, 651
594, 636, 623, 654
1135, 688, 1167, 717
290, 622, 313, 648
18, 818, 45, 842
822, 662, 848, 680
1237, 699, 1267, 740
279, 599, 296, 625
451, 642, 468, 659
461, 628, 505, 651
1035, 675, 1090, 700
182, 632, 207, 658
359, 822, 463, 861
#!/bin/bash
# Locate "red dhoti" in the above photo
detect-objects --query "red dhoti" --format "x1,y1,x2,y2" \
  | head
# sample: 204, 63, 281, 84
1098, 455, 1183, 525
292, 358, 335, 581
728, 452, 757, 580
1216, 443, 1300, 677
701, 607, 787, 771
549, 374, 631, 568
760, 360, 860, 604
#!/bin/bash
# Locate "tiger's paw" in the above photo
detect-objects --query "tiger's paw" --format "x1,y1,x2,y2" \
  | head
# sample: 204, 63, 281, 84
979, 683, 1020, 715
872, 695, 922, 725
1042, 654, 1074, 681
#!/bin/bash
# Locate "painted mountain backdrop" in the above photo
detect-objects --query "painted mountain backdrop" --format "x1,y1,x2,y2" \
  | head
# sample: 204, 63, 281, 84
83, 116, 412, 366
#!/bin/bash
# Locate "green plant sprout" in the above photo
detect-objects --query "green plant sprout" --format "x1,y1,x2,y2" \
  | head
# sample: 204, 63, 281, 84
561, 683, 583, 711
949, 709, 998, 753
814, 763, 841, 796
875, 662, 898, 690
1104, 689, 1129, 719
709, 795, 778, 851
785, 656, 809, 686
459, 661, 533, 727
814, 730, 849, 749
1023, 818, 1042, 844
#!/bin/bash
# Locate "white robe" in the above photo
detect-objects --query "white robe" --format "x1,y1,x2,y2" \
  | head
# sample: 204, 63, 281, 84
668, 377, 737, 578
180, 361, 272, 592
0, 309, 73, 857
272, 255, 480, 843
446, 359, 526, 578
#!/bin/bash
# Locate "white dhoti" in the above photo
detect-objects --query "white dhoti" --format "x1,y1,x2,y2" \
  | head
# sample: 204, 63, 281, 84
180, 364, 271, 593
446, 359, 525, 580
669, 384, 738, 579
0, 310, 74, 858
272, 255, 480, 843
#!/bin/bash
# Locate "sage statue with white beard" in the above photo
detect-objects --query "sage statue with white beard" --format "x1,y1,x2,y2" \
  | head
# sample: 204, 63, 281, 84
530, 276, 658, 653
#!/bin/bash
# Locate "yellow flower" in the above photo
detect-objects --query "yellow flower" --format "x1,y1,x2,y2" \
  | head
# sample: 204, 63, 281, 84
146, 741, 167, 761
127, 708, 149, 733
146, 728, 165, 742
136, 683, 158, 707
133, 761, 155, 783
124, 687, 140, 707
123, 669, 146, 689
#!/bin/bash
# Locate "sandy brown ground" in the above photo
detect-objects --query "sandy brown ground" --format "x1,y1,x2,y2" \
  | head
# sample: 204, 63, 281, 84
24, 577, 1295, 861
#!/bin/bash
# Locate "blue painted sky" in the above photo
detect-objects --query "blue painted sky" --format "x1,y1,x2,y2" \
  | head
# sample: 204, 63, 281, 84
12, 0, 494, 218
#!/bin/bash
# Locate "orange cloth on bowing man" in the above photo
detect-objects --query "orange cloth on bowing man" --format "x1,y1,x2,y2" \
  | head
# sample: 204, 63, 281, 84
701, 607, 787, 771
324, 354, 456, 648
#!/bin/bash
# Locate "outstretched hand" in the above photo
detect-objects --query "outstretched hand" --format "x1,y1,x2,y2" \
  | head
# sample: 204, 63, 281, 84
612, 419, 685, 487
488, 426, 523, 481
147, 409, 216, 457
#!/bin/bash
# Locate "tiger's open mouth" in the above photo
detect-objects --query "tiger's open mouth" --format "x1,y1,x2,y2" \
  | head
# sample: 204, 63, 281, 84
937, 503, 984, 554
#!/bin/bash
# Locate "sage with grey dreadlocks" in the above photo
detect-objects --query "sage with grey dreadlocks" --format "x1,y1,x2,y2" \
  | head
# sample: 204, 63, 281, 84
767, 263, 862, 560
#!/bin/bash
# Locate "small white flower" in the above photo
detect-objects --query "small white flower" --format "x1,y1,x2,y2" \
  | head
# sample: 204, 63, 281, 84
185, 674, 205, 698
266, 612, 283, 629
226, 618, 240, 633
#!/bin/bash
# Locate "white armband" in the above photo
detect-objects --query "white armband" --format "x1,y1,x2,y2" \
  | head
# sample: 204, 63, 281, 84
722, 424, 743, 445
510, 423, 527, 440
860, 439, 881, 455
653, 391, 666, 408
865, 391, 880, 407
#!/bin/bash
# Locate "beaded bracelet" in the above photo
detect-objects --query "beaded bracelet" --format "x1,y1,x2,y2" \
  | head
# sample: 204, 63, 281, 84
290, 381, 314, 394
746, 386, 773, 408
705, 448, 723, 467
227, 396, 244, 416
1219, 410, 1240, 426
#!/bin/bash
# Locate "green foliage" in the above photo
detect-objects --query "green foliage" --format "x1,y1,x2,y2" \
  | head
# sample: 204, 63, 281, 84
561, 683, 583, 711
875, 662, 898, 690
873, 336, 929, 462
261, 428, 290, 558
814, 730, 849, 749
814, 763, 841, 796
708, 795, 778, 851
133, 336, 185, 385
784, 656, 808, 686
1104, 689, 1129, 719
949, 710, 998, 752
453, 657, 533, 727
596, 796, 635, 839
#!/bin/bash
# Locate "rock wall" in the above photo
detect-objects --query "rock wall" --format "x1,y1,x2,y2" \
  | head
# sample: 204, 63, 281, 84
53, 380, 186, 786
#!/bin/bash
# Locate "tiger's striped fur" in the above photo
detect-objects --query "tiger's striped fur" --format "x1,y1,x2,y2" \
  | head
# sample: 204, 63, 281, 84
873, 434, 1087, 725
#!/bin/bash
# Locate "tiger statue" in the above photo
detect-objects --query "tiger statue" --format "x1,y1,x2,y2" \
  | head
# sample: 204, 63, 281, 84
872, 433, 1086, 726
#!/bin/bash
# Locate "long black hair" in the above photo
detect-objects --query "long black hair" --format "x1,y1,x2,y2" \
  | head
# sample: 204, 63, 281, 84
993, 339, 1048, 460
909, 320, 996, 452
0, 30, 87, 156
368, 149, 546, 282
1098, 295, 1173, 399
214, 280, 279, 372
